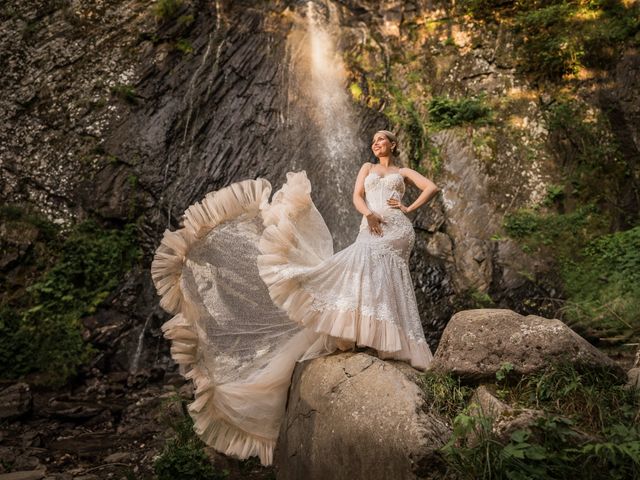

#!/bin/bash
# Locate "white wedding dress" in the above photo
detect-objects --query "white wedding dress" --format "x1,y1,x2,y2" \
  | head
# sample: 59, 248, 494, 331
151, 170, 433, 465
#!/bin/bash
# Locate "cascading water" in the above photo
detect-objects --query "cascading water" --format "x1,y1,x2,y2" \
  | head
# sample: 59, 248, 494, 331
285, 1, 366, 250
130, 314, 152, 373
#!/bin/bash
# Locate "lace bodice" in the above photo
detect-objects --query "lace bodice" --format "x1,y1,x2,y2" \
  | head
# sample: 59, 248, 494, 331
363, 172, 406, 213
357, 171, 415, 264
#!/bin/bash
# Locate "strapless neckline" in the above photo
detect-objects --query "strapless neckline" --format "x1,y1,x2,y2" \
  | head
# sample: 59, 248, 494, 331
366, 171, 403, 180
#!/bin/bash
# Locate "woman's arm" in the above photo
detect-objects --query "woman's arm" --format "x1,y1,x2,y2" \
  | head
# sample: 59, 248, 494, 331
354, 162, 386, 236
352, 162, 373, 216
388, 168, 439, 213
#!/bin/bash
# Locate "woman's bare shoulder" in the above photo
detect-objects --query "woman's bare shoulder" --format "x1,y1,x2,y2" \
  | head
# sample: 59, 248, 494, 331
398, 166, 415, 179
399, 167, 430, 178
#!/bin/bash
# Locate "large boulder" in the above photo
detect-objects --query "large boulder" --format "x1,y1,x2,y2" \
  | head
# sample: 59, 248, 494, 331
275, 352, 451, 480
430, 309, 621, 381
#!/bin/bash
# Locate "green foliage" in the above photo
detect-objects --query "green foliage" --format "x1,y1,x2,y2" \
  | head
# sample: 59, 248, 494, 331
509, 362, 636, 429
503, 206, 639, 340
0, 211, 141, 385
427, 95, 492, 129
495, 362, 515, 382
177, 14, 195, 27
176, 38, 193, 54
442, 363, 640, 479
545, 99, 629, 213
503, 205, 606, 256
420, 372, 474, 421
460, 0, 640, 80
386, 85, 430, 170
155, 442, 226, 480
502, 96, 637, 341
514, 3, 586, 78
542, 184, 565, 206
470, 289, 495, 308
562, 226, 640, 342
154, 0, 184, 20
110, 84, 138, 105
349, 82, 363, 101
516, 0, 639, 78
342, 44, 439, 174
154, 402, 228, 480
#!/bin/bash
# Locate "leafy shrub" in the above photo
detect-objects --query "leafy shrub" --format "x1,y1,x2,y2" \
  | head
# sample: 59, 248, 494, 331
176, 38, 194, 54
155, 442, 226, 480
509, 362, 636, 429
428, 96, 492, 129
503, 207, 640, 339
154, 0, 184, 20
420, 372, 474, 421
562, 226, 640, 342
542, 184, 565, 206
503, 205, 606, 256
459, 0, 640, 80
442, 363, 640, 480
384, 85, 430, 170
0, 212, 140, 385
154, 403, 228, 480
545, 99, 631, 219
445, 414, 640, 480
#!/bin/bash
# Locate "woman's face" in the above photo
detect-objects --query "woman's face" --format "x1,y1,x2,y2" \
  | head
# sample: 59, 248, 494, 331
371, 133, 394, 158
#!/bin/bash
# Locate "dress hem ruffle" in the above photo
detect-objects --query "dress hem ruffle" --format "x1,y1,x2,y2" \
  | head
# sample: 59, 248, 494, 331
151, 178, 277, 465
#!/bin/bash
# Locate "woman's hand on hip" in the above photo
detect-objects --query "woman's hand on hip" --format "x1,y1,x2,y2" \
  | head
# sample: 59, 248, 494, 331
387, 197, 409, 213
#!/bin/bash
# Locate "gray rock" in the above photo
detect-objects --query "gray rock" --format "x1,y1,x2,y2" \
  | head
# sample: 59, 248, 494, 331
103, 452, 133, 463
431, 309, 621, 381
469, 385, 509, 418
627, 368, 640, 390
275, 352, 451, 480
0, 384, 32, 420
491, 408, 546, 443
467, 386, 549, 444
0, 470, 46, 480
494, 239, 542, 291
426, 231, 453, 261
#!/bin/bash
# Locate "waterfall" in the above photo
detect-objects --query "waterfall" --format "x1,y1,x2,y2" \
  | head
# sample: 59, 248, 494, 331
286, 1, 365, 250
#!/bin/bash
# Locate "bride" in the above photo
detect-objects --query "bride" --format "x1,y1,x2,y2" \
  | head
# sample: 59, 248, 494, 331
151, 130, 440, 465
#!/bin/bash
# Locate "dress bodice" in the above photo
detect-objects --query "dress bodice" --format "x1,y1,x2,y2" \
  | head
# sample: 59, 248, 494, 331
363, 172, 406, 213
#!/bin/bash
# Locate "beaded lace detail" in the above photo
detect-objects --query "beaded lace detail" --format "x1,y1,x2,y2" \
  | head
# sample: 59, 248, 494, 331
299, 171, 425, 344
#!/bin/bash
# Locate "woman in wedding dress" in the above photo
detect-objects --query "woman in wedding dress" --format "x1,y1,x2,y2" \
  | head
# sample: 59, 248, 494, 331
151, 130, 439, 465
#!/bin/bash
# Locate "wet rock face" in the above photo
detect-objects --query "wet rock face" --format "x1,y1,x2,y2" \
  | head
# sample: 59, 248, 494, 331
0, 0, 154, 223
275, 352, 451, 480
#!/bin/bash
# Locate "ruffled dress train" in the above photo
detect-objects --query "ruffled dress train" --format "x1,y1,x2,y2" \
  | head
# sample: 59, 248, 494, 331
151, 170, 433, 465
